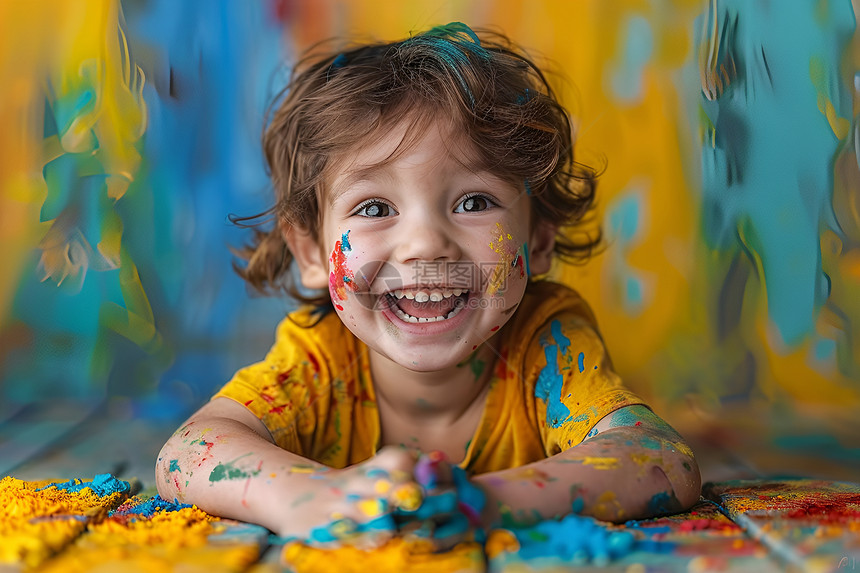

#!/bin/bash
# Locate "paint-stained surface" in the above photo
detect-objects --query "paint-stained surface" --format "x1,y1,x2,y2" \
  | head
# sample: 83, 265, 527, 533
3, 473, 858, 571
0, 475, 266, 572
705, 478, 860, 572
1, 0, 859, 487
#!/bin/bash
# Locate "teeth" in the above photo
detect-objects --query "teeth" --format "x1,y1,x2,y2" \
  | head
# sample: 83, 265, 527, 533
388, 298, 467, 324
389, 288, 468, 300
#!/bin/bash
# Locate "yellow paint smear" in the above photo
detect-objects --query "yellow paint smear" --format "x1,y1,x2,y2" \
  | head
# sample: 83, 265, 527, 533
0, 476, 127, 568
581, 456, 621, 470
390, 483, 423, 512
283, 538, 484, 573
37, 497, 260, 573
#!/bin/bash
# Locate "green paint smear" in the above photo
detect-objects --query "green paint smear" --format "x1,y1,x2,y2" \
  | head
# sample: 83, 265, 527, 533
208, 455, 260, 483
292, 492, 315, 508
470, 358, 486, 382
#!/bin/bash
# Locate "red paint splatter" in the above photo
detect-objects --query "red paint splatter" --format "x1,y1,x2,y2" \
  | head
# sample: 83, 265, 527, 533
490, 325, 500, 332
472, 345, 478, 350
307, 353, 320, 373
269, 404, 287, 415
329, 240, 357, 301
244, 399, 254, 407
261, 392, 275, 404
514, 253, 526, 278
678, 518, 738, 532
635, 421, 642, 427
335, 304, 344, 311
786, 503, 860, 523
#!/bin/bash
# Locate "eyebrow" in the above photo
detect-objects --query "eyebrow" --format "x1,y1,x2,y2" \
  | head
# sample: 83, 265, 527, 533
327, 165, 390, 208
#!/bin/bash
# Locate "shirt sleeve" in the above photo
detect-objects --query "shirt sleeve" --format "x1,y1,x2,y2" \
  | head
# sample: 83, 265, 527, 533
212, 313, 330, 455
527, 311, 647, 455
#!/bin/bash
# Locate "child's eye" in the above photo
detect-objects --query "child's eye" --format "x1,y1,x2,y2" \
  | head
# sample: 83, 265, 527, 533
353, 200, 396, 218
454, 194, 495, 213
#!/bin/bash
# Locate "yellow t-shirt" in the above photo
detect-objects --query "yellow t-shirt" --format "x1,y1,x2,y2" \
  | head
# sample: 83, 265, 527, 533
214, 281, 645, 474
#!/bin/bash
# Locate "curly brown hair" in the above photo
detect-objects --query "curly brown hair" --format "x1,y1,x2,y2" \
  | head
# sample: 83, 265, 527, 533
232, 22, 601, 306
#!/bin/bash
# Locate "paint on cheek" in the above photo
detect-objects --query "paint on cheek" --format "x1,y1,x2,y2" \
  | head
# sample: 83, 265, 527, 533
487, 223, 519, 296
329, 232, 357, 302
513, 243, 530, 278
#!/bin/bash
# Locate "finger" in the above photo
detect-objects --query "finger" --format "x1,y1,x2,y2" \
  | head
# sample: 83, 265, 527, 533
414, 451, 450, 490
388, 481, 424, 512
306, 511, 398, 548
372, 445, 421, 476
451, 466, 486, 527
395, 489, 458, 521
400, 514, 475, 553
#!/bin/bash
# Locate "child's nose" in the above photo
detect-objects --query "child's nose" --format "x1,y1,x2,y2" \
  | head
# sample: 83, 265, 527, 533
393, 218, 462, 263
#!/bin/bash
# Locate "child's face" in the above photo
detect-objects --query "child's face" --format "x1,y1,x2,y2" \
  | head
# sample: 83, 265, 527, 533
294, 119, 555, 372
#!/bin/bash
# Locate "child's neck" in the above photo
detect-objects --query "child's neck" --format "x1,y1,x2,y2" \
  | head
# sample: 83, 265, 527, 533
369, 342, 498, 461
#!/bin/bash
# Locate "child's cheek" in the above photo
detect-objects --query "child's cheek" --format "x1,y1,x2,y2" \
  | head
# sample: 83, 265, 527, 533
329, 230, 357, 307
486, 224, 529, 296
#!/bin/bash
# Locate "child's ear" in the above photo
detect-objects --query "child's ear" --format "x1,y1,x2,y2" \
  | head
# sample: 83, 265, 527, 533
527, 221, 556, 276
283, 223, 328, 290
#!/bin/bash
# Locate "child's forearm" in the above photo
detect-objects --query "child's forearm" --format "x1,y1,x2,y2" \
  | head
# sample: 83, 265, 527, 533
156, 414, 330, 536
472, 426, 701, 526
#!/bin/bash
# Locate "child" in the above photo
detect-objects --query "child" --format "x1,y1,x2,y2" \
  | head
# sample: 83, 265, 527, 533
156, 22, 701, 548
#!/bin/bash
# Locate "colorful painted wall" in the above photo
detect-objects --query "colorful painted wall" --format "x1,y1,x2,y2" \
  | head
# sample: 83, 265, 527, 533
1, 0, 858, 445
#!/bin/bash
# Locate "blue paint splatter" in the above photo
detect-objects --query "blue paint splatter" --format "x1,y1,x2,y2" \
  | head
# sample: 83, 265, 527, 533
609, 15, 654, 103
646, 491, 681, 515
507, 512, 636, 565
535, 320, 573, 428
111, 495, 192, 518
577, 351, 585, 373
695, 0, 855, 347
308, 514, 396, 543
401, 22, 490, 108
550, 320, 571, 355
341, 230, 351, 252
168, 459, 180, 472
37, 474, 130, 497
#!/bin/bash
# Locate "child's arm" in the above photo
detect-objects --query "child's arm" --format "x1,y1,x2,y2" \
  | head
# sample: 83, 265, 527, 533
472, 405, 701, 526
156, 397, 435, 545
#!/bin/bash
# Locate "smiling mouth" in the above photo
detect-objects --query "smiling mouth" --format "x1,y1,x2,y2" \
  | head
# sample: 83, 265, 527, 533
384, 288, 470, 323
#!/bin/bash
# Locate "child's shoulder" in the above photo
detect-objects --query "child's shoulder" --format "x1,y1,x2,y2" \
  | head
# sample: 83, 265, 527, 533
502, 280, 605, 360
516, 280, 598, 330
269, 305, 358, 359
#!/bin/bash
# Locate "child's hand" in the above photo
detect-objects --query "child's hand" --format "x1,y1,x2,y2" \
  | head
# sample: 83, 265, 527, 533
392, 451, 488, 550
283, 446, 422, 549
278, 447, 486, 550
